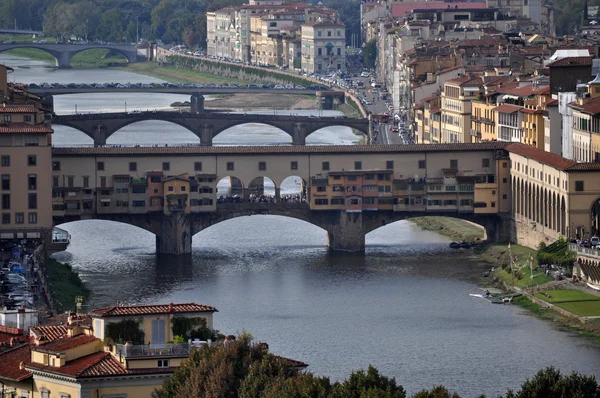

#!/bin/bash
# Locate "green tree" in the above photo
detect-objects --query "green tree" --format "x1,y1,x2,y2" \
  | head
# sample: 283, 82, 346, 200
330, 365, 406, 398
505, 367, 600, 398
363, 40, 378, 69
413, 386, 464, 398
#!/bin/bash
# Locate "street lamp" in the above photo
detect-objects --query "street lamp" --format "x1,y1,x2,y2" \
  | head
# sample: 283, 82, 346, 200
125, 101, 127, 113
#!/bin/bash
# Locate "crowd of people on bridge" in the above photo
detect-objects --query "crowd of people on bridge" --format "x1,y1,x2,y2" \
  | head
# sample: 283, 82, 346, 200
216, 193, 306, 204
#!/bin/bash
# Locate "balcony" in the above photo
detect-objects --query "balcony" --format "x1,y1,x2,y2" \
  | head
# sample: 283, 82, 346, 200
115, 343, 191, 358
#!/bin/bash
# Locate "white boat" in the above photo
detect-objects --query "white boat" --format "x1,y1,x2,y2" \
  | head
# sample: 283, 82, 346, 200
469, 293, 485, 298
587, 282, 600, 291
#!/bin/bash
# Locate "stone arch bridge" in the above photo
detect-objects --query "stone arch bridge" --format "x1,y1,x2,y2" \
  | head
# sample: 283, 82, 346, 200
0, 43, 138, 68
52, 112, 370, 146
54, 204, 507, 255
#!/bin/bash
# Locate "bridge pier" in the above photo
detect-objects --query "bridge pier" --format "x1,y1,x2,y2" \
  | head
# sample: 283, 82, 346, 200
56, 52, 74, 69
199, 124, 213, 146
292, 123, 307, 145
325, 212, 366, 252
155, 213, 193, 255
93, 129, 107, 146
190, 94, 205, 114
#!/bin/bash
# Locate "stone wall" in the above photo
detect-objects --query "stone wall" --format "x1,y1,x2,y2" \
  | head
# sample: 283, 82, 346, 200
510, 217, 559, 250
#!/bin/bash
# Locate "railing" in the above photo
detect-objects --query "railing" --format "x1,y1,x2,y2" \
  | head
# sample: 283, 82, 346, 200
570, 243, 600, 259
115, 343, 191, 358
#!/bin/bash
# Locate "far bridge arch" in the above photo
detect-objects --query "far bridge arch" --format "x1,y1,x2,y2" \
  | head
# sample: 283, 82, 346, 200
305, 123, 370, 142
0, 45, 62, 67
68, 46, 136, 64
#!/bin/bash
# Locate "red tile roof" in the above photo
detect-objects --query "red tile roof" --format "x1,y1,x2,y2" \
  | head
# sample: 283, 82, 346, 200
506, 143, 578, 170
519, 107, 542, 114
565, 162, 600, 171
547, 56, 593, 67
0, 344, 32, 381
0, 105, 36, 113
0, 123, 52, 134
30, 325, 68, 342
53, 142, 511, 157
493, 104, 523, 113
89, 302, 217, 317
26, 351, 176, 378
499, 84, 541, 97
33, 334, 98, 354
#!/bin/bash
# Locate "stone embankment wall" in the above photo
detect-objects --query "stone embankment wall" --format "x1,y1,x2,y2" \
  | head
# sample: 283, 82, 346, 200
511, 217, 560, 250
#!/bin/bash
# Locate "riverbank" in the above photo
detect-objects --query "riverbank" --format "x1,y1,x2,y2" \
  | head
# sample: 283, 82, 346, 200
44, 257, 90, 314
124, 62, 252, 85
409, 216, 485, 243
204, 93, 316, 110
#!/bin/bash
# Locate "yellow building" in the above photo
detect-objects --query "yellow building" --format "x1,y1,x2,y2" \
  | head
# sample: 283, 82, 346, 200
471, 98, 497, 143
0, 303, 218, 398
415, 95, 441, 144
520, 100, 545, 149
163, 174, 192, 214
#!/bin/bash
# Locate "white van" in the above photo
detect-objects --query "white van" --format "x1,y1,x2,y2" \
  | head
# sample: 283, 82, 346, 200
591, 236, 599, 248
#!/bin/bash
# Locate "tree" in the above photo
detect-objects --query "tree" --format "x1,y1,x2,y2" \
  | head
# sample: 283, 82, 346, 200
363, 40, 377, 69
182, 25, 200, 48
330, 365, 406, 398
505, 367, 600, 398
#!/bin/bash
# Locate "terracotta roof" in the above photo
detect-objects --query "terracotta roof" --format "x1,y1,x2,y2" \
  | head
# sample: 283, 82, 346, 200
499, 84, 540, 97
53, 143, 510, 157
547, 57, 592, 67
0, 344, 32, 381
493, 104, 523, 113
392, 1, 486, 17
26, 351, 177, 379
30, 325, 68, 342
274, 355, 308, 368
545, 99, 558, 106
506, 143, 577, 170
533, 86, 550, 95
0, 123, 52, 134
89, 302, 217, 317
33, 334, 98, 354
565, 162, 600, 171
0, 105, 36, 113
519, 107, 542, 114
570, 99, 600, 115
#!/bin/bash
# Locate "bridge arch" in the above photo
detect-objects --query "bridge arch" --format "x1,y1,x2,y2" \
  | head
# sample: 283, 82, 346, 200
216, 175, 246, 200
69, 47, 135, 64
305, 123, 369, 142
0, 45, 61, 67
247, 176, 277, 200
212, 121, 293, 141
54, 215, 162, 237
52, 118, 204, 146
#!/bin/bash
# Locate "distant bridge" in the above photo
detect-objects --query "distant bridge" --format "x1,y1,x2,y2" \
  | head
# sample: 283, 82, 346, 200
0, 43, 137, 68
0, 29, 43, 35
52, 111, 370, 145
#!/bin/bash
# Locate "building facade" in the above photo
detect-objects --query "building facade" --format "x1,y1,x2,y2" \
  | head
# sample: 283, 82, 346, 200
300, 20, 346, 73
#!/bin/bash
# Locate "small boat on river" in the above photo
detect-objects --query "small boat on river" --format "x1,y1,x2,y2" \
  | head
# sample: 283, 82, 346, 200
449, 242, 461, 249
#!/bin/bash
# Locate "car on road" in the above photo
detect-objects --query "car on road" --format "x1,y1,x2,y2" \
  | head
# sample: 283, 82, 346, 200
127, 110, 142, 115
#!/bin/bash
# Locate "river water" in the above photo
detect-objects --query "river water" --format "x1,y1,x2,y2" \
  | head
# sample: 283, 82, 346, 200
4, 54, 600, 396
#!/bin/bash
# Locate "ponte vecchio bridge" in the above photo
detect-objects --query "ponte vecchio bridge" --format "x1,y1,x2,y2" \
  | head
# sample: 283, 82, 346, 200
51, 142, 513, 255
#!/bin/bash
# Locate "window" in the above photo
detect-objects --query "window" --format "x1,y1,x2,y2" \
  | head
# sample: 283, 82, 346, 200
502, 162, 508, 168
28, 193, 37, 209
1, 156, 9, 167
40, 388, 49, 398
15, 212, 24, 224
194, 162, 202, 171
2, 194, 9, 209
168, 186, 174, 192
52, 177, 59, 187
316, 186, 327, 192
83, 176, 89, 188
318, 48, 322, 56
158, 359, 170, 368
132, 200, 146, 207
2, 213, 9, 224
181, 186, 186, 192
100, 176, 106, 187
418, 160, 426, 169
322, 161, 330, 171
503, 194, 507, 199
386, 160, 394, 170
51, 160, 60, 171
258, 161, 266, 171
162, 162, 170, 171
67, 176, 74, 188
3, 115, 11, 122
97, 161, 104, 171
227, 162, 234, 171
482, 158, 490, 168
129, 162, 137, 172
354, 161, 362, 170
575, 181, 584, 191
491, 202, 496, 208
450, 159, 458, 168
1, 175, 9, 190
24, 115, 32, 122
29, 174, 36, 190
290, 161, 298, 170
28, 212, 37, 224
327, 30, 331, 36
502, 178, 507, 183
27, 155, 36, 166
59, 393, 71, 398
315, 199, 329, 205
337, 48, 341, 56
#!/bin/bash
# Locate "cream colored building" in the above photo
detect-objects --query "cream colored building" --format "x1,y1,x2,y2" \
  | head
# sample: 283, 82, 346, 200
441, 76, 482, 143
301, 19, 346, 73
0, 64, 53, 243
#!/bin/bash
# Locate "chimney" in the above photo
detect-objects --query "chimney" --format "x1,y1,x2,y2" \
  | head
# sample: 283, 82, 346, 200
19, 361, 24, 370
168, 302, 174, 313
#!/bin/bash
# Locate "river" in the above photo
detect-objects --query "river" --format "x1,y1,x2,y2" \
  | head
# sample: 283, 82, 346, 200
4, 54, 600, 396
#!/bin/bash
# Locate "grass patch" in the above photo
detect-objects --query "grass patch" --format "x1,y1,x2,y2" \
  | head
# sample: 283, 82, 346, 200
124, 62, 253, 85
5, 48, 56, 63
533, 289, 600, 317
410, 216, 485, 242
495, 266, 554, 290
45, 258, 90, 314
